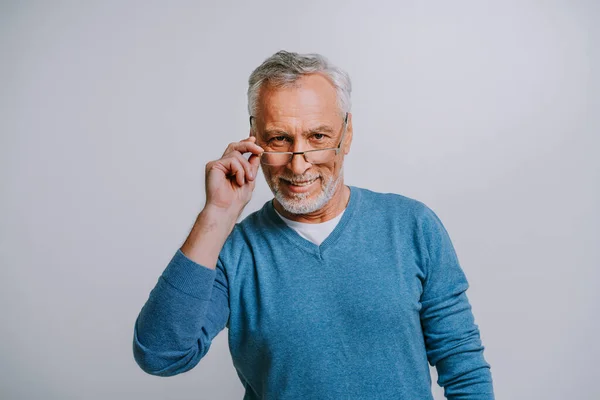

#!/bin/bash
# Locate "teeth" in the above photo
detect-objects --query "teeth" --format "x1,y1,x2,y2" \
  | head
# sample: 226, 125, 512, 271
289, 178, 316, 186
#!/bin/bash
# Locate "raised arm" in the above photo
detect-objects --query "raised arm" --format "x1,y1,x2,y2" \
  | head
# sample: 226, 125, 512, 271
132, 137, 263, 375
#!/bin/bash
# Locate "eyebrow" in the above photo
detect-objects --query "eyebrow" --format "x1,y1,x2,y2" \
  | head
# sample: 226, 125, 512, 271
262, 125, 336, 137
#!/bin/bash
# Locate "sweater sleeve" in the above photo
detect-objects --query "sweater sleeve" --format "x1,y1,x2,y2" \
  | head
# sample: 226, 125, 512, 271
417, 204, 495, 399
132, 248, 230, 376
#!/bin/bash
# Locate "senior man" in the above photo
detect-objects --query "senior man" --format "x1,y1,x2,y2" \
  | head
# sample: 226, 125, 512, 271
133, 50, 495, 399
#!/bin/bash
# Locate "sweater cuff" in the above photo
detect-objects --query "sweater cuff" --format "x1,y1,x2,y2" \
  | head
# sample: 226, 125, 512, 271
160, 249, 217, 300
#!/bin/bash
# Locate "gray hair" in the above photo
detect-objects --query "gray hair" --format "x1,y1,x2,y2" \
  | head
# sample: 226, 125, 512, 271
247, 50, 352, 119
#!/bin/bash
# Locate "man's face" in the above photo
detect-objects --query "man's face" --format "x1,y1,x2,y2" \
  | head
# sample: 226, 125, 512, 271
252, 74, 353, 215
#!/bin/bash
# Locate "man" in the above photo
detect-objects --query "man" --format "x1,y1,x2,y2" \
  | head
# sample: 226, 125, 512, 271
133, 50, 495, 399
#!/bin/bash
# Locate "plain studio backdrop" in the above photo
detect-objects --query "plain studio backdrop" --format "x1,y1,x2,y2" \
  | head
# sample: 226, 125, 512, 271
1, 1, 598, 399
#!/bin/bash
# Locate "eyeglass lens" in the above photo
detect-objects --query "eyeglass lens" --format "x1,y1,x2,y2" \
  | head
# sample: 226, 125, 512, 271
261, 149, 337, 166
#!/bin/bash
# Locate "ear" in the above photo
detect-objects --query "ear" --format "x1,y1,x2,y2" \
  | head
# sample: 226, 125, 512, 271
343, 112, 353, 155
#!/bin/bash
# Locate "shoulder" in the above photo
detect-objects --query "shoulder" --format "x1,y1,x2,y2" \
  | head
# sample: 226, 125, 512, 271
352, 186, 431, 218
351, 186, 450, 238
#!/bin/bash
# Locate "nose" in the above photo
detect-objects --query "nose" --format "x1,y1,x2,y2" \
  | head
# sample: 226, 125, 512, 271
287, 143, 312, 175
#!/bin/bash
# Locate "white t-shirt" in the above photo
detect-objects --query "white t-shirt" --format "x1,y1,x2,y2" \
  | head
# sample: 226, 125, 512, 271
273, 208, 346, 246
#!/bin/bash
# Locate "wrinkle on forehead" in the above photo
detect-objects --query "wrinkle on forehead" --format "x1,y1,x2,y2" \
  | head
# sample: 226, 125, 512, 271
255, 73, 339, 129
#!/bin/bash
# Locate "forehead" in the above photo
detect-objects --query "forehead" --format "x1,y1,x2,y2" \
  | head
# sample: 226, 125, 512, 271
256, 73, 339, 125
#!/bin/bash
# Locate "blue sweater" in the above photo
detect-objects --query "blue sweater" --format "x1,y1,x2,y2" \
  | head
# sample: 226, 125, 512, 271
133, 186, 494, 399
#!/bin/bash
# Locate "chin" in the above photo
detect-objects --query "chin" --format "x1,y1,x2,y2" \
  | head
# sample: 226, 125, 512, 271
276, 193, 327, 214
273, 173, 343, 215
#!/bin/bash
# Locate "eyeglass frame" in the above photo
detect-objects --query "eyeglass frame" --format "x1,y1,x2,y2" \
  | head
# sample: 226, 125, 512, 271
248, 112, 349, 166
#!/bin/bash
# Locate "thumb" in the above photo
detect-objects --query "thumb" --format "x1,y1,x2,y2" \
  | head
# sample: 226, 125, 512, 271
249, 154, 261, 177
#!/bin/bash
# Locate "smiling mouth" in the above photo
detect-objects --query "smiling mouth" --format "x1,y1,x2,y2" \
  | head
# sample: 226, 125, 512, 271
287, 178, 317, 186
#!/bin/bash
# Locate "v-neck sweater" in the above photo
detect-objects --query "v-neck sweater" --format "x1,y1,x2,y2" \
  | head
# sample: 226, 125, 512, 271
133, 186, 495, 399
273, 206, 346, 245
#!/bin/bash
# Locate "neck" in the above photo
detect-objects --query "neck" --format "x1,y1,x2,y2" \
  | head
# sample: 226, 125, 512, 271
273, 183, 350, 224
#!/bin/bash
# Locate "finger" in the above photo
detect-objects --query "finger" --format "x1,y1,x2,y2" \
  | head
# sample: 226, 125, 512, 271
223, 140, 264, 157
211, 156, 247, 187
235, 166, 245, 187
245, 173, 257, 192
248, 154, 261, 177
225, 158, 246, 187
230, 151, 255, 181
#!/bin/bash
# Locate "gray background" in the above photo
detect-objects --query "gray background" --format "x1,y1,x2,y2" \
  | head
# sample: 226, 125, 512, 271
1, 1, 598, 399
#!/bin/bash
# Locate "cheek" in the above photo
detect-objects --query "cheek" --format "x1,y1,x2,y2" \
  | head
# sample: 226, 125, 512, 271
261, 165, 282, 181
334, 156, 345, 173
320, 160, 341, 178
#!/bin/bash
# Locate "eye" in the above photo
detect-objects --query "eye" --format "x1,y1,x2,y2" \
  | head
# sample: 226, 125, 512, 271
312, 133, 325, 140
269, 136, 289, 143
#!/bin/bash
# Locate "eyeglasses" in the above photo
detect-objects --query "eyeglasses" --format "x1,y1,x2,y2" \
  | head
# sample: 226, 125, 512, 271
249, 113, 348, 166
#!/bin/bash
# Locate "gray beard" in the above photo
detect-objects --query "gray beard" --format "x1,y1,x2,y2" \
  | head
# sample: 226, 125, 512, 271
265, 169, 344, 215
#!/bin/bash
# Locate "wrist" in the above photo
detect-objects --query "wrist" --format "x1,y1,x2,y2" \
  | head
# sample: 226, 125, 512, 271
180, 206, 238, 269
201, 203, 241, 230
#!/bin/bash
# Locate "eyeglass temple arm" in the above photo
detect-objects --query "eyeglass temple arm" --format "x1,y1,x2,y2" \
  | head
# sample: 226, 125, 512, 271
336, 112, 349, 152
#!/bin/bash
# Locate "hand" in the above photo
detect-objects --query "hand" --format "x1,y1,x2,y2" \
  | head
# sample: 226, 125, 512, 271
204, 136, 263, 215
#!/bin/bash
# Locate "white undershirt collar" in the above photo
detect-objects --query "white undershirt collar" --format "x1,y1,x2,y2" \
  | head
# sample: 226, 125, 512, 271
273, 207, 346, 246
